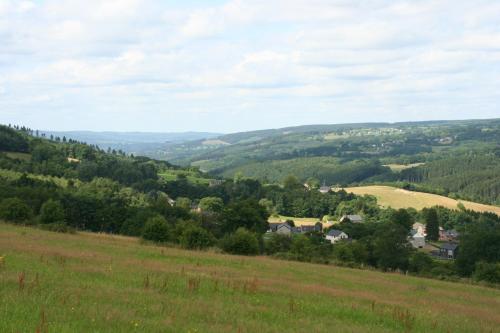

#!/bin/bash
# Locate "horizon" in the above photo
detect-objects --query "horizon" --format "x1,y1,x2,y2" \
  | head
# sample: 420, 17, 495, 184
1, 1, 500, 132
20, 116, 500, 135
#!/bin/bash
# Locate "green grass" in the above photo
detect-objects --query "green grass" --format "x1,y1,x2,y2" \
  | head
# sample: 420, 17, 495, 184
0, 168, 77, 188
2, 151, 32, 161
159, 169, 212, 185
1, 223, 499, 332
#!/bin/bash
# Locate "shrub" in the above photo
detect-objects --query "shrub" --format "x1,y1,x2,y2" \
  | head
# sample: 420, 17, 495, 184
473, 261, 500, 284
0, 198, 32, 223
39, 199, 65, 224
142, 216, 170, 243
39, 223, 76, 234
179, 226, 215, 250
264, 233, 292, 254
408, 252, 434, 274
220, 228, 259, 255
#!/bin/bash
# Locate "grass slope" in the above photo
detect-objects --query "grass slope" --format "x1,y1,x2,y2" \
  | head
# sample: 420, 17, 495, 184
346, 185, 500, 215
1, 223, 499, 332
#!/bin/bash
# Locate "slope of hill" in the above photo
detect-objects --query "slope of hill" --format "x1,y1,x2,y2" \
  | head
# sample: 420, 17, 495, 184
345, 186, 500, 216
1, 222, 499, 333
162, 118, 500, 205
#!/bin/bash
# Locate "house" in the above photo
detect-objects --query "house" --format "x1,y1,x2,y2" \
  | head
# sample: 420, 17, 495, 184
438, 243, 458, 259
209, 179, 224, 187
319, 186, 331, 194
409, 229, 425, 248
295, 222, 323, 233
439, 229, 459, 242
325, 229, 348, 244
276, 223, 293, 236
340, 214, 363, 223
412, 222, 426, 236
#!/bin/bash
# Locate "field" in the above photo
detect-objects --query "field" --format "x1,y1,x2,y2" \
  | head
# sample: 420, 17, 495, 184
1, 223, 499, 332
383, 163, 425, 172
345, 185, 500, 215
158, 169, 212, 185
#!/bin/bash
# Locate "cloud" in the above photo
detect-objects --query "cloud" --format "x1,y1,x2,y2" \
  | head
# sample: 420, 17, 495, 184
0, 0, 499, 132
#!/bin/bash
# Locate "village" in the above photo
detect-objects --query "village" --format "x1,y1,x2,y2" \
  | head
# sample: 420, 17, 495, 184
267, 213, 460, 260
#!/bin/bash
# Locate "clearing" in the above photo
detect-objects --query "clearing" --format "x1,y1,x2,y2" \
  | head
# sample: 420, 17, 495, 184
345, 185, 500, 215
383, 163, 425, 172
0, 222, 499, 332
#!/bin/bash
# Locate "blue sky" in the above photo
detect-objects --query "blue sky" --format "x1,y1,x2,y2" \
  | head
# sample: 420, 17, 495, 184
1, 0, 500, 133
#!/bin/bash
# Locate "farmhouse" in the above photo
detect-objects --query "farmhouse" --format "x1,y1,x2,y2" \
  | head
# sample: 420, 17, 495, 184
340, 214, 363, 223
438, 243, 459, 259
319, 186, 331, 194
276, 223, 293, 236
325, 229, 348, 244
409, 229, 425, 248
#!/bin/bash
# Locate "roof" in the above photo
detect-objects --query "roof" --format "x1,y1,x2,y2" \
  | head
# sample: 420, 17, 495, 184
440, 243, 458, 250
327, 229, 345, 237
342, 214, 363, 222
319, 186, 331, 193
277, 223, 292, 230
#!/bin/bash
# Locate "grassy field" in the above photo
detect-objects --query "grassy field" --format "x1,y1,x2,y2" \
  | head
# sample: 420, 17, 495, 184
345, 185, 500, 216
0, 168, 76, 188
158, 169, 212, 185
383, 163, 425, 172
268, 215, 321, 226
1, 223, 499, 332
2, 151, 32, 161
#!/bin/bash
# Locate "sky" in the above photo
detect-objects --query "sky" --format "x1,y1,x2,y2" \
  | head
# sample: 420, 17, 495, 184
1, 0, 500, 133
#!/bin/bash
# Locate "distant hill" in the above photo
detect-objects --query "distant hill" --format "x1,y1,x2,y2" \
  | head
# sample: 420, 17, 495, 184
161, 118, 500, 205
42, 130, 222, 159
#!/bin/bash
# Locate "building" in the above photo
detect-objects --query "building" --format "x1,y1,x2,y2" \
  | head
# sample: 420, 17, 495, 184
409, 229, 425, 248
438, 243, 458, 259
439, 229, 460, 242
319, 186, 331, 194
340, 214, 363, 223
325, 229, 348, 244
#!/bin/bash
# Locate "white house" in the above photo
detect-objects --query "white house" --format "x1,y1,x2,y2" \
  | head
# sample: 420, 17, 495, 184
409, 229, 425, 248
325, 229, 348, 244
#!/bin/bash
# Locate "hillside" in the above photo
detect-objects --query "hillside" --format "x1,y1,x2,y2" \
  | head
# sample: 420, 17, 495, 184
162, 118, 500, 205
345, 186, 500, 216
1, 222, 499, 333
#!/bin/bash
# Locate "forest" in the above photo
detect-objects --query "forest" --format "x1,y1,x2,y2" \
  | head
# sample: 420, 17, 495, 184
160, 119, 500, 205
0, 124, 499, 284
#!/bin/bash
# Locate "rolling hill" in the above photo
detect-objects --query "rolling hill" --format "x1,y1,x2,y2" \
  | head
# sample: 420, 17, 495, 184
345, 185, 500, 216
1, 222, 499, 332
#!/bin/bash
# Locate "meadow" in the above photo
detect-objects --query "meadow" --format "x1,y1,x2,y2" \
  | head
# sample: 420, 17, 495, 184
346, 185, 500, 216
1, 222, 499, 332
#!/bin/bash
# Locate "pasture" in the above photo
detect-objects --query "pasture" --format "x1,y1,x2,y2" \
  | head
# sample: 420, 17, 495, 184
1, 222, 499, 332
345, 185, 500, 216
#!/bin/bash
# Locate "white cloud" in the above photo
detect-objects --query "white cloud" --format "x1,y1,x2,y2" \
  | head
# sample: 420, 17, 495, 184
0, 0, 499, 132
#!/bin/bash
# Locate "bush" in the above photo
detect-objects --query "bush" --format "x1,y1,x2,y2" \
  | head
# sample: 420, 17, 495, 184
220, 228, 259, 255
39, 199, 65, 224
264, 233, 292, 254
473, 261, 500, 284
142, 216, 170, 243
408, 252, 434, 274
179, 226, 215, 250
39, 223, 76, 234
0, 198, 32, 223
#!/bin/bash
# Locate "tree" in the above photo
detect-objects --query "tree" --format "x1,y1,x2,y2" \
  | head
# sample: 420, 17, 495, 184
220, 228, 259, 255
408, 252, 434, 274
424, 208, 439, 241
0, 198, 32, 223
283, 175, 302, 190
199, 197, 224, 213
175, 197, 192, 211
39, 199, 65, 224
179, 226, 215, 250
373, 222, 412, 271
142, 216, 170, 243
264, 233, 292, 254
390, 208, 414, 231
221, 199, 269, 234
